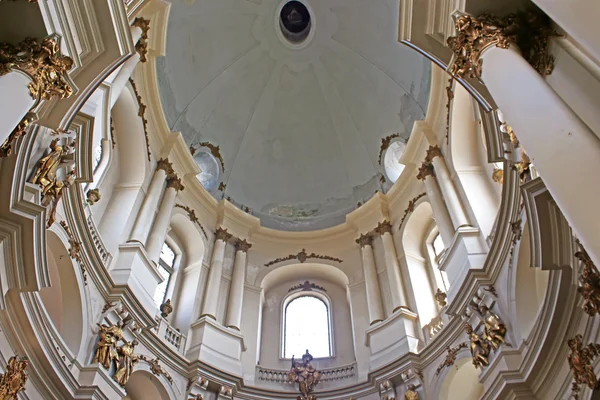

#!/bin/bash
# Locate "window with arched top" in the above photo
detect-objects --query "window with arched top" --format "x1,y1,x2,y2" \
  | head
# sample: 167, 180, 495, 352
93, 142, 103, 172
283, 294, 332, 359
154, 242, 176, 307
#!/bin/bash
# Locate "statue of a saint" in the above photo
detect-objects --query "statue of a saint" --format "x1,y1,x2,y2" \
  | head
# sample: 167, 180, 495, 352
113, 340, 139, 387
93, 321, 124, 370
479, 305, 507, 350
289, 350, 321, 400
465, 325, 490, 369
0, 356, 28, 400
404, 384, 419, 400
31, 139, 73, 190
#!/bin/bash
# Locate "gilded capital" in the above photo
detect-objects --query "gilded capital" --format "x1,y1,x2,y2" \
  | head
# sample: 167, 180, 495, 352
166, 175, 185, 192
416, 162, 434, 181
446, 11, 556, 80
215, 227, 232, 242
375, 221, 393, 236
356, 234, 373, 248
156, 158, 174, 175
425, 145, 443, 162
235, 239, 252, 253
0, 36, 74, 102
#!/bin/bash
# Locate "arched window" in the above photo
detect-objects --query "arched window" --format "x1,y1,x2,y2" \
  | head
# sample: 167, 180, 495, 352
93, 142, 103, 172
283, 295, 331, 358
153, 242, 176, 307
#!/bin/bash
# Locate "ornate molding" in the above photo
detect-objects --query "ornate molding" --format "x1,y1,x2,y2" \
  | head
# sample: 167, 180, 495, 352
235, 239, 252, 253
0, 355, 29, 398
288, 280, 326, 293
264, 248, 343, 267
575, 244, 600, 317
378, 133, 400, 165
568, 334, 600, 398
416, 162, 434, 181
447, 11, 556, 80
190, 142, 225, 172
398, 193, 426, 230
215, 227, 232, 242
0, 35, 74, 103
132, 17, 150, 63
374, 220, 393, 236
174, 204, 208, 238
128, 78, 151, 161
166, 175, 185, 192
435, 343, 467, 375
355, 234, 373, 248
0, 113, 36, 158
138, 355, 174, 384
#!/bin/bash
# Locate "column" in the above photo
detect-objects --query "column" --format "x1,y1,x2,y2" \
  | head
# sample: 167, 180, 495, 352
447, 11, 600, 266
145, 174, 185, 263
426, 146, 470, 228
129, 159, 174, 245
225, 239, 252, 330
417, 162, 455, 246
200, 228, 232, 320
356, 234, 385, 324
375, 221, 409, 312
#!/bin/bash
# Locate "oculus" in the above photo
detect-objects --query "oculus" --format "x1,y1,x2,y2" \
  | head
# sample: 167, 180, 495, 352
279, 1, 311, 44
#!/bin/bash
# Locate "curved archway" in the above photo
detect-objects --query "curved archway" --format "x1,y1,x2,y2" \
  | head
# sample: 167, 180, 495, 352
39, 230, 86, 356
437, 357, 484, 400
258, 262, 349, 292
123, 370, 171, 400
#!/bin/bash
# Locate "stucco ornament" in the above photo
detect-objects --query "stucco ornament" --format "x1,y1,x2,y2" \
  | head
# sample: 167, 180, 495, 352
568, 334, 600, 398
575, 245, 600, 317
465, 325, 490, 369
479, 305, 507, 350
0, 356, 28, 400
0, 113, 36, 158
289, 350, 321, 400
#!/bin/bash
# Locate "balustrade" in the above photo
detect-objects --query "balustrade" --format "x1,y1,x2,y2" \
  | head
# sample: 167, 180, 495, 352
155, 317, 187, 353
256, 363, 356, 385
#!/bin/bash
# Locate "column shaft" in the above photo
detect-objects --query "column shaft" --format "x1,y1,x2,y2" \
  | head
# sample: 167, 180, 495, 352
145, 175, 184, 263
376, 222, 409, 312
429, 152, 470, 228
129, 159, 173, 245
225, 240, 252, 330
357, 235, 385, 324
481, 45, 600, 266
422, 175, 455, 246
201, 229, 232, 320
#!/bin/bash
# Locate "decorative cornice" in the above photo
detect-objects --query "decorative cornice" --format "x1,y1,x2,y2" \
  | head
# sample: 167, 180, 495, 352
128, 78, 151, 161
264, 249, 343, 267
166, 175, 185, 192
215, 227, 232, 242
0, 113, 36, 157
446, 11, 556, 80
235, 239, 252, 253
374, 220, 393, 236
156, 158, 174, 175
435, 342, 468, 375
190, 142, 225, 172
0, 36, 74, 103
378, 133, 400, 165
288, 280, 326, 293
132, 17, 150, 63
425, 145, 443, 162
416, 162, 434, 181
398, 193, 426, 230
355, 234, 373, 248
174, 204, 208, 238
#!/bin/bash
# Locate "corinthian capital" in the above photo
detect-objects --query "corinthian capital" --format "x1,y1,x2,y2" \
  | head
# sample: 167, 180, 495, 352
356, 234, 373, 248
166, 175, 185, 192
235, 239, 252, 253
215, 227, 232, 242
416, 162, 434, 181
426, 145, 443, 162
446, 11, 556, 79
0, 35, 74, 102
375, 221, 393, 236
156, 158, 174, 174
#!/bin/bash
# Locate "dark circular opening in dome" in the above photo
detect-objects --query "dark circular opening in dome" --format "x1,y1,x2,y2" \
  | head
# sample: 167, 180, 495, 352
279, 1, 311, 44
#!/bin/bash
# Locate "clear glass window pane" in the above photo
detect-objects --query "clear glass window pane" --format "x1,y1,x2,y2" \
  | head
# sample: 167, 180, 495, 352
93, 143, 103, 172
284, 296, 331, 358
160, 242, 176, 267
153, 264, 171, 307
433, 233, 445, 256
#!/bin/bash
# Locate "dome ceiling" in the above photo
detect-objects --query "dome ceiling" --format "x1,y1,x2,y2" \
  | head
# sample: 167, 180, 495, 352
157, 0, 431, 231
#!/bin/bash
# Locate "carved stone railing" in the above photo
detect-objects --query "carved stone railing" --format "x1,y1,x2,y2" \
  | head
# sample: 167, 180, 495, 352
156, 317, 187, 353
256, 363, 356, 385
423, 315, 444, 343
86, 214, 112, 266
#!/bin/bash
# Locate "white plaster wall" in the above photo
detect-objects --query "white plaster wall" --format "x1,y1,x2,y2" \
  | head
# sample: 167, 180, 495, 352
240, 285, 263, 384
347, 282, 372, 380
259, 277, 355, 371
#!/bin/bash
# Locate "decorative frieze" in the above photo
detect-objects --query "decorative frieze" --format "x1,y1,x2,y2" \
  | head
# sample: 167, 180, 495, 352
264, 248, 343, 267
138, 355, 173, 384
398, 193, 426, 230
128, 78, 151, 161
435, 342, 468, 375
446, 11, 556, 80
175, 203, 208, 238
288, 280, 326, 293
0, 36, 74, 102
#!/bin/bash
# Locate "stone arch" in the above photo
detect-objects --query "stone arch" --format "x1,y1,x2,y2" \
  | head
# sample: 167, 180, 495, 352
123, 370, 172, 400
435, 356, 484, 400
509, 219, 550, 341
447, 83, 501, 239
39, 229, 88, 358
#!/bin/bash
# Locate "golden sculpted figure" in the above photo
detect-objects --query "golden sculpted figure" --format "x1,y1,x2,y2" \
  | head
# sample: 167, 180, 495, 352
404, 384, 419, 400
113, 340, 139, 387
93, 321, 124, 369
575, 246, 600, 317
289, 350, 321, 400
465, 325, 490, 369
0, 356, 28, 400
568, 334, 600, 396
479, 305, 507, 350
